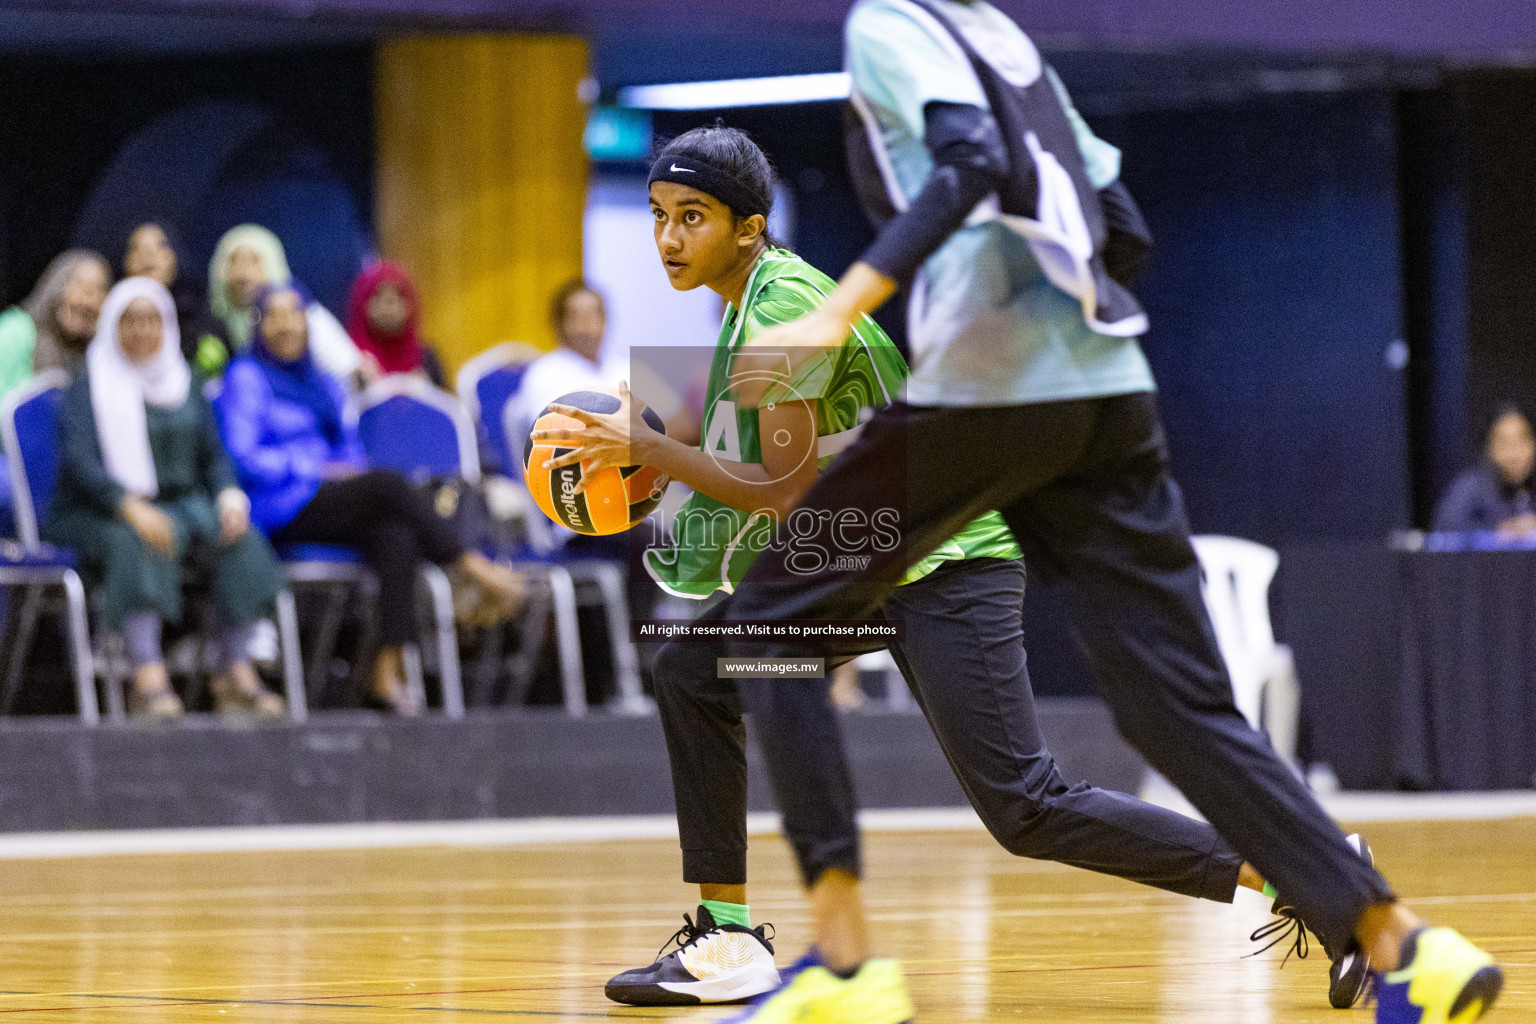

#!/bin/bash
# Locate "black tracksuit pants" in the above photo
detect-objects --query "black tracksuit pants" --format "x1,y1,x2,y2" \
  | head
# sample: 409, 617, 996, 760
273, 470, 464, 646
721, 391, 1393, 959
658, 555, 1244, 904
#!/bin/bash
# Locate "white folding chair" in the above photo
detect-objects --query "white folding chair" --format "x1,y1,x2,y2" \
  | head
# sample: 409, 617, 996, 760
1140, 535, 1302, 811
1189, 535, 1300, 766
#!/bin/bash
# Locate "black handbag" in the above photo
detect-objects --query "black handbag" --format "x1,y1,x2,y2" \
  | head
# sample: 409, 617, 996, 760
419, 476, 493, 550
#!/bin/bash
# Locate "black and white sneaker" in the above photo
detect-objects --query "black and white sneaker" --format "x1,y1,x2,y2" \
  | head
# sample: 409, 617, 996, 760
1326, 834, 1376, 1009
1249, 833, 1375, 1009
605, 905, 781, 1006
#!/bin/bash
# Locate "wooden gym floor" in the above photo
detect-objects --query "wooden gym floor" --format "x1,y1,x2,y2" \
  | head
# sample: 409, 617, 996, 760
0, 817, 1528, 1022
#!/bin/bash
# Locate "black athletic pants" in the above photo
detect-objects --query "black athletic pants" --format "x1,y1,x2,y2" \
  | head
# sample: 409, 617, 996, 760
722, 391, 1393, 959
658, 556, 1244, 903
273, 470, 464, 646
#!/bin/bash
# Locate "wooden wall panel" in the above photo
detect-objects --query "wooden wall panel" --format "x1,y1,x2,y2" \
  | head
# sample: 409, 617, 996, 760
375, 34, 589, 375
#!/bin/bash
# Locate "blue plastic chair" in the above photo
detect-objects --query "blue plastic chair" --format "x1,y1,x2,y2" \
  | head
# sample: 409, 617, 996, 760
359, 378, 479, 485
457, 341, 556, 564
495, 373, 648, 716
4, 371, 307, 725
352, 376, 482, 717
0, 371, 96, 722
358, 376, 619, 715
1424, 530, 1536, 552
456, 342, 541, 476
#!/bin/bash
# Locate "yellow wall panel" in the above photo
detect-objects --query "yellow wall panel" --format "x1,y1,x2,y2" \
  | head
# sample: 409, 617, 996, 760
375, 34, 589, 377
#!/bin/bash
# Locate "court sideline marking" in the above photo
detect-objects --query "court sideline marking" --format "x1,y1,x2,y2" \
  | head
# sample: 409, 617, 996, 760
0, 792, 1532, 860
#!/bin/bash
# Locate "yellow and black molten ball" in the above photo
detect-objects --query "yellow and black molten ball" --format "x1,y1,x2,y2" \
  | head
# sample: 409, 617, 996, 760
523, 387, 671, 536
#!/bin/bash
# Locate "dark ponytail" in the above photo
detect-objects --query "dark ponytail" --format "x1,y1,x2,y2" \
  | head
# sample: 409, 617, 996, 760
651, 124, 780, 247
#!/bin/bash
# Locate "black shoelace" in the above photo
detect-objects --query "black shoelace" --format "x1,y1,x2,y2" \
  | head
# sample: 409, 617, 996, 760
1249, 905, 1380, 1012
655, 912, 708, 962
1247, 907, 1311, 966
653, 914, 776, 964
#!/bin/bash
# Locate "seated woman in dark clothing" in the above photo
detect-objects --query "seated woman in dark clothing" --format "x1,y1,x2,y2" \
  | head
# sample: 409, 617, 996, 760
214, 283, 523, 715
1433, 402, 1536, 537
46, 277, 287, 722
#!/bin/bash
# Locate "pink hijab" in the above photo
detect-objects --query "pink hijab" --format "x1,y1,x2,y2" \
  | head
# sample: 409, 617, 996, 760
346, 261, 425, 375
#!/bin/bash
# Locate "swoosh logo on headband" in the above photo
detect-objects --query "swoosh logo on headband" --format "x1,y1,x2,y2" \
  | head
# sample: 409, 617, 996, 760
670, 164, 696, 173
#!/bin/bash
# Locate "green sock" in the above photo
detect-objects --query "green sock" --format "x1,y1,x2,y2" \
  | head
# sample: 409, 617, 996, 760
1262, 882, 1279, 900
700, 899, 751, 928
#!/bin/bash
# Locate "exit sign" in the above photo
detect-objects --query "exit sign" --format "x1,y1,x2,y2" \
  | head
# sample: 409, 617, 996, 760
586, 107, 653, 162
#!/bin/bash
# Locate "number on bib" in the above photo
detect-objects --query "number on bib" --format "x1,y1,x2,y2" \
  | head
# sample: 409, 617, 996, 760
705, 400, 743, 463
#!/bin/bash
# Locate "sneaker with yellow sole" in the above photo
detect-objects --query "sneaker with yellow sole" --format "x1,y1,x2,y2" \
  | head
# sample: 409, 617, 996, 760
1374, 927, 1503, 1024
723, 951, 914, 1024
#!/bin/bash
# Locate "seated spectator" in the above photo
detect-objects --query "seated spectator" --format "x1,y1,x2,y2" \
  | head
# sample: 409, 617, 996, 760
121, 221, 203, 364
1434, 402, 1536, 538
346, 260, 445, 388
45, 278, 286, 723
0, 249, 112, 397
0, 250, 111, 537
504, 279, 665, 695
505, 279, 623, 447
215, 284, 525, 715
507, 279, 684, 444
202, 224, 360, 382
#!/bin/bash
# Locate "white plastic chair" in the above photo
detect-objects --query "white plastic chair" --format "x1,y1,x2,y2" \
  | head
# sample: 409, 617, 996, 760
1189, 535, 1300, 766
1140, 535, 1302, 812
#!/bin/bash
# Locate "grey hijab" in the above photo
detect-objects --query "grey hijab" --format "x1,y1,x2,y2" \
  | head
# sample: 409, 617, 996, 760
23, 249, 111, 375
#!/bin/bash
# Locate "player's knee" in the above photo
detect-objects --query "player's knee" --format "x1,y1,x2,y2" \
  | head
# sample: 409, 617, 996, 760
985, 781, 1070, 858
650, 641, 698, 699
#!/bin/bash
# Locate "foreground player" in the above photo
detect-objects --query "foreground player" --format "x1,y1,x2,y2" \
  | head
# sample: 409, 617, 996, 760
702, 2, 1504, 1022
533, 125, 1365, 1012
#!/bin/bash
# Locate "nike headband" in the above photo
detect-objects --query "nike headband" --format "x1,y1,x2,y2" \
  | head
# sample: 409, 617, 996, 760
647, 154, 772, 220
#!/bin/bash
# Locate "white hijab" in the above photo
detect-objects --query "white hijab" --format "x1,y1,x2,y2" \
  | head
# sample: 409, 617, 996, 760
86, 277, 192, 498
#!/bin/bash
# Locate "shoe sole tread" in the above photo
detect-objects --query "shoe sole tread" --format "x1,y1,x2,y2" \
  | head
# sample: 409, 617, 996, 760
1448, 965, 1504, 1021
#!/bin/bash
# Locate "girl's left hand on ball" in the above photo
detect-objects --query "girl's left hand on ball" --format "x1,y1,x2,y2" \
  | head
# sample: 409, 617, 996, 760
531, 381, 642, 494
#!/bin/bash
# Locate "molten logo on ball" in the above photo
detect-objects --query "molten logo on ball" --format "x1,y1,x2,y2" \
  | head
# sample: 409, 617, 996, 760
524, 387, 672, 536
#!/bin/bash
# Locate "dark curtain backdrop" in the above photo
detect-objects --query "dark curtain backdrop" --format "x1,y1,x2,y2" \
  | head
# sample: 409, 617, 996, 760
0, 46, 374, 314
1099, 91, 1411, 548
1463, 70, 1536, 477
